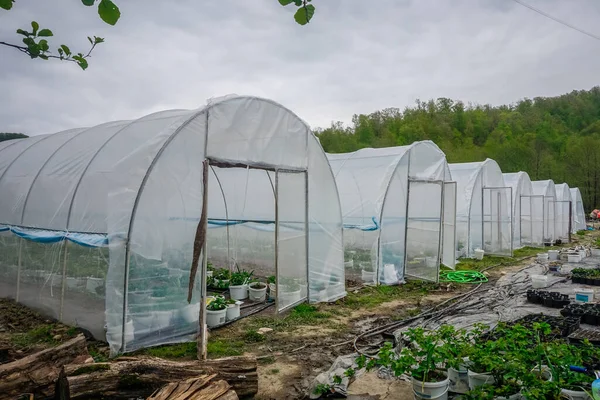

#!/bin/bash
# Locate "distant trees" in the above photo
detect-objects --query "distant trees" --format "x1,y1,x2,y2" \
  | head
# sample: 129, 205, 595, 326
0, 133, 27, 142
317, 87, 600, 211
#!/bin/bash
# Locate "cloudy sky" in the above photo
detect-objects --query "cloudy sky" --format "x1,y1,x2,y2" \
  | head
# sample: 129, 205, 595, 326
1, 0, 599, 135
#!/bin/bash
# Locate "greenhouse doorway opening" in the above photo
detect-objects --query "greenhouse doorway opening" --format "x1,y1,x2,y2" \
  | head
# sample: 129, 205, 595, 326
555, 200, 572, 243
402, 180, 444, 282
206, 162, 309, 315
544, 197, 556, 245
482, 187, 513, 257
520, 195, 544, 247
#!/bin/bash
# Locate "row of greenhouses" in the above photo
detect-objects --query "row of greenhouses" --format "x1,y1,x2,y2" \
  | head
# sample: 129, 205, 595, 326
0, 96, 587, 355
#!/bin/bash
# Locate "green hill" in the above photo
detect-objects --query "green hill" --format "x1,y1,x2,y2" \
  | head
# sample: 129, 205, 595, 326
0, 133, 28, 142
317, 87, 600, 212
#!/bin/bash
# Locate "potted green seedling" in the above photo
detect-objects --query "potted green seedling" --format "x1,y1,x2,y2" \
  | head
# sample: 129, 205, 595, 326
267, 275, 276, 300
206, 296, 227, 327
248, 280, 267, 302
226, 298, 241, 321
229, 266, 253, 300
213, 268, 231, 289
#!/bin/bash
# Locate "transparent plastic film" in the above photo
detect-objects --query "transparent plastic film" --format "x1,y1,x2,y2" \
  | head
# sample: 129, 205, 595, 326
482, 187, 512, 257
442, 182, 457, 269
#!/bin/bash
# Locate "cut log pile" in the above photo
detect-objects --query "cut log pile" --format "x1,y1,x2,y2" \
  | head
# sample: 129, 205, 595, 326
0, 334, 257, 400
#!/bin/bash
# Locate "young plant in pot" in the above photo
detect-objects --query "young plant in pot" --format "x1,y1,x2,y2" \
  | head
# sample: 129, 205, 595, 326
248, 279, 267, 302
206, 296, 227, 327
212, 268, 231, 290
225, 298, 241, 321
229, 266, 253, 301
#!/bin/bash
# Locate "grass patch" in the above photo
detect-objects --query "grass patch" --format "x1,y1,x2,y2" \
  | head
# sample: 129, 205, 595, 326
454, 246, 560, 272
207, 339, 245, 358
10, 324, 57, 348
268, 368, 280, 374
258, 356, 275, 365
243, 329, 266, 343
577, 230, 587, 236
246, 304, 332, 332
142, 342, 197, 359
342, 280, 437, 309
88, 342, 110, 362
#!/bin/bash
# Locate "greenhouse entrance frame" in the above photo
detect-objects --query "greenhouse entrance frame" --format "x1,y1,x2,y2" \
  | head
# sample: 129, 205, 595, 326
482, 187, 513, 257
519, 195, 545, 247
401, 179, 445, 282
555, 200, 572, 243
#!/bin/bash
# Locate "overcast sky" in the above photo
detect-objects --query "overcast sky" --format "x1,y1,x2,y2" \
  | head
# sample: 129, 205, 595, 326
1, 0, 599, 135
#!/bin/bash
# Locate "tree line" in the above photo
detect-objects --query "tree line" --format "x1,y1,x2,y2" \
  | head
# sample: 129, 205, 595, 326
0, 132, 27, 142
316, 87, 600, 212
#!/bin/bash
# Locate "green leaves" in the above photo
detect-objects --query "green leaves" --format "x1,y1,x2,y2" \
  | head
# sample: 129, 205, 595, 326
279, 0, 316, 25
81, 0, 95, 6
98, 0, 120, 25
0, 0, 14, 10
38, 29, 53, 37
31, 21, 39, 35
60, 44, 72, 57
72, 54, 89, 70
294, 4, 315, 25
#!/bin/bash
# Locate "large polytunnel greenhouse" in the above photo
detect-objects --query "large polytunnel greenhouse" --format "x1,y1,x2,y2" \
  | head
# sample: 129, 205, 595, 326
570, 188, 586, 232
554, 183, 572, 242
449, 159, 512, 258
0, 95, 345, 355
326, 141, 456, 286
503, 171, 543, 249
531, 180, 557, 245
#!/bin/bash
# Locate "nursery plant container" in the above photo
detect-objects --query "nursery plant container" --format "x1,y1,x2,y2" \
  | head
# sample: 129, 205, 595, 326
206, 308, 226, 327
268, 283, 276, 300
86, 277, 104, 294
548, 250, 560, 261
248, 282, 267, 302
568, 253, 582, 263
467, 370, 495, 389
575, 288, 594, 303
474, 249, 485, 260
560, 388, 592, 400
579, 249, 587, 259
229, 284, 248, 301
531, 274, 549, 289
207, 270, 213, 278
214, 279, 229, 288
226, 301, 241, 321
181, 303, 200, 324
412, 376, 449, 400
344, 260, 354, 268
531, 365, 553, 381
537, 253, 549, 263
279, 288, 302, 306
447, 366, 469, 394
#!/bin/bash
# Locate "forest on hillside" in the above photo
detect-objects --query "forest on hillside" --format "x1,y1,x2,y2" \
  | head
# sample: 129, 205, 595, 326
317, 87, 600, 212
0, 133, 28, 142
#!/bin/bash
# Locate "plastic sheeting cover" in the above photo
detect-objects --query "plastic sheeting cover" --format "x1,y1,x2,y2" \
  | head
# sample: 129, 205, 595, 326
570, 188, 586, 232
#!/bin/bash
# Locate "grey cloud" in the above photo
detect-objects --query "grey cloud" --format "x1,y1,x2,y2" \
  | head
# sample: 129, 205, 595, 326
1, 0, 600, 135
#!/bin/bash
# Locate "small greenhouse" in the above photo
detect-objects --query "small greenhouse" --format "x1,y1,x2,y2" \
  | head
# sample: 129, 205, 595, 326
554, 183, 572, 242
570, 187, 586, 233
531, 180, 557, 245
326, 141, 456, 286
0, 95, 345, 356
449, 159, 512, 258
503, 172, 543, 248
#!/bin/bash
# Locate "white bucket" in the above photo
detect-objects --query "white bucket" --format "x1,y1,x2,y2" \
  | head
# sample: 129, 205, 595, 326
248, 283, 267, 302
226, 302, 241, 321
561, 387, 592, 399
548, 250, 560, 261
474, 249, 485, 260
592, 248, 600, 257
268, 283, 276, 300
568, 253, 582, 263
412, 376, 449, 400
382, 263, 397, 284
206, 308, 227, 327
447, 367, 469, 394
279, 289, 302, 306
575, 288, 595, 303
361, 269, 376, 282
229, 284, 248, 300
181, 303, 199, 324
531, 274, 549, 289
537, 253, 549, 263
467, 370, 495, 389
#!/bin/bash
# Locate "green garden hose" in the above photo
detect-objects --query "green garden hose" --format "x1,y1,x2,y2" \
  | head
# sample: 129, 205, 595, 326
439, 270, 488, 284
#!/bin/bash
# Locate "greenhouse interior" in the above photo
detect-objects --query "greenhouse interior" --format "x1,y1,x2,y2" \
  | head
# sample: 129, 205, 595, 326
448, 159, 513, 258
570, 187, 586, 232
531, 179, 557, 245
502, 171, 544, 249
554, 182, 573, 242
0, 96, 345, 355
326, 141, 456, 285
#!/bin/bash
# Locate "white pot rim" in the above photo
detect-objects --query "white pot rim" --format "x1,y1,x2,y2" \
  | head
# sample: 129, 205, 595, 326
229, 283, 247, 288
411, 375, 449, 387
249, 283, 267, 289
206, 308, 227, 313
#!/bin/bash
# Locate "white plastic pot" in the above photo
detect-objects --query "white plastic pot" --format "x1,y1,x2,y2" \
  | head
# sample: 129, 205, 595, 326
226, 302, 241, 321
531, 365, 552, 381
591, 248, 600, 257
181, 303, 199, 324
206, 308, 227, 327
548, 250, 560, 261
474, 249, 485, 260
248, 283, 267, 302
447, 366, 469, 394
66, 276, 86, 290
412, 376, 449, 400
268, 283, 276, 300
361, 269, 376, 282
206, 270, 213, 278
560, 387, 592, 400
575, 288, 595, 303
531, 274, 549, 289
467, 370, 495, 389
537, 253, 549, 263
229, 284, 248, 300
568, 253, 581, 263
86, 277, 104, 294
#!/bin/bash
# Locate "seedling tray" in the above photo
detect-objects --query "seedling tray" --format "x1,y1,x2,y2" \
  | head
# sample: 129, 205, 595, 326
561, 303, 600, 326
483, 314, 580, 341
568, 328, 600, 346
526, 290, 570, 308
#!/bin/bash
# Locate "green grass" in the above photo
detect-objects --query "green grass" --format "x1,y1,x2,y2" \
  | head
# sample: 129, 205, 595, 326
207, 339, 246, 358
577, 230, 587, 236
246, 303, 332, 332
10, 324, 57, 348
453, 246, 560, 272
243, 329, 266, 343
268, 368, 280, 374
141, 342, 197, 359
342, 280, 437, 309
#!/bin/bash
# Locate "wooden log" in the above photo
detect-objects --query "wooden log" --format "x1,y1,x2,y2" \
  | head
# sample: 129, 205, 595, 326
64, 356, 257, 398
0, 334, 88, 400
147, 374, 239, 400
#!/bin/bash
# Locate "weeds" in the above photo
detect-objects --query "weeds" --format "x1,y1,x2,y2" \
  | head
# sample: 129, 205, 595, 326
244, 329, 266, 343
207, 339, 245, 358
343, 281, 437, 309
141, 342, 197, 359
10, 324, 57, 348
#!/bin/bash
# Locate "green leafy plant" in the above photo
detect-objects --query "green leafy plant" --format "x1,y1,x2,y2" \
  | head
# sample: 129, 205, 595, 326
0, 0, 120, 69
213, 268, 231, 281
230, 266, 253, 286
267, 275, 276, 284
206, 296, 227, 311
313, 383, 334, 396
278, 0, 315, 26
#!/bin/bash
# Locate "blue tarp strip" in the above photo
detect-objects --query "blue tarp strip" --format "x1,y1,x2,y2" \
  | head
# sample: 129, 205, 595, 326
343, 216, 380, 231
2, 225, 108, 248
